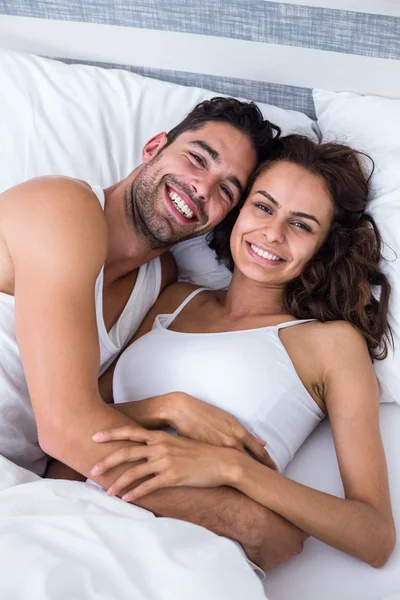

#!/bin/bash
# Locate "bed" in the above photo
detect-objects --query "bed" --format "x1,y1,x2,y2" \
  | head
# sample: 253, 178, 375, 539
0, 2, 399, 599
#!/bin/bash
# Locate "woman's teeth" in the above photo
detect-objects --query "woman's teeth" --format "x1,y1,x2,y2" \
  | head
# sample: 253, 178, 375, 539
168, 191, 194, 219
250, 244, 281, 261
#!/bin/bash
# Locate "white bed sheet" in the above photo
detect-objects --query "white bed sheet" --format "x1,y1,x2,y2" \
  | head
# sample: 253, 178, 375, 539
1, 407, 398, 600
0, 456, 267, 600
264, 403, 400, 600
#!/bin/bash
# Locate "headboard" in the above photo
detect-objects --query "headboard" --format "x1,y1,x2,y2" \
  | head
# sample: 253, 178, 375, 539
0, 1, 399, 118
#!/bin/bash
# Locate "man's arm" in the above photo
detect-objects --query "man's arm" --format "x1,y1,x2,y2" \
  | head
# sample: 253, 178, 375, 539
137, 487, 307, 570
3, 177, 156, 474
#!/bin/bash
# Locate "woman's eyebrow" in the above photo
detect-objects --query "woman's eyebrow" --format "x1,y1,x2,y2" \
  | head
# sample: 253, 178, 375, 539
256, 190, 320, 225
291, 211, 321, 226
256, 190, 281, 207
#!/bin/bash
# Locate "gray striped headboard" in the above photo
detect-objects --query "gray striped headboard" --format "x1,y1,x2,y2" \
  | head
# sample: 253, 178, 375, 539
0, 1, 399, 118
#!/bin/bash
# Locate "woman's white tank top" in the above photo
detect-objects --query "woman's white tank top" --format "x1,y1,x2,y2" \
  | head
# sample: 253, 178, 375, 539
0, 183, 161, 475
113, 288, 325, 473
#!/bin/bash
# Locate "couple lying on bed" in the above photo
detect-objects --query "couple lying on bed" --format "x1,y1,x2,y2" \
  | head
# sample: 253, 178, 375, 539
0, 94, 394, 569
1, 96, 314, 571
49, 133, 396, 568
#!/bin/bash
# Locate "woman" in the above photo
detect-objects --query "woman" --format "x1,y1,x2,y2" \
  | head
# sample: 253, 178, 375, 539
90, 135, 396, 566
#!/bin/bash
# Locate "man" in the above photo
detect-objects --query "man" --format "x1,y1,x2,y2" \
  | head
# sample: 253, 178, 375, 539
0, 97, 305, 568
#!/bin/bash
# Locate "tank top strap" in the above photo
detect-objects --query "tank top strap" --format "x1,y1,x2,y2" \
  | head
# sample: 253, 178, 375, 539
162, 287, 209, 328
276, 318, 316, 331
89, 183, 105, 209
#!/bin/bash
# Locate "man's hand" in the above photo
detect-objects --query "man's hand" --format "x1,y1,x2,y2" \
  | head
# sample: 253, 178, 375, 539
169, 392, 276, 467
245, 512, 309, 570
117, 392, 276, 468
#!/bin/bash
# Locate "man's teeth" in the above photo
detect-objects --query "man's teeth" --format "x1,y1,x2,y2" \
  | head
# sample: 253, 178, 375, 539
168, 191, 194, 219
250, 244, 281, 261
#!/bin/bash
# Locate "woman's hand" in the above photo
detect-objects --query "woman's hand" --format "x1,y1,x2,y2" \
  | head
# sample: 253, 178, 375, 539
90, 427, 243, 502
168, 392, 276, 469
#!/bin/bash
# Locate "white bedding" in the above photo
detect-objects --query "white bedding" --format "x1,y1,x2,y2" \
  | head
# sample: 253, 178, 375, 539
0, 455, 267, 600
1, 406, 398, 600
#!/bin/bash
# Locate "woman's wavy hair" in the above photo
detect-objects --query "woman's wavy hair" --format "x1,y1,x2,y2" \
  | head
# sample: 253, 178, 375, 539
208, 134, 392, 360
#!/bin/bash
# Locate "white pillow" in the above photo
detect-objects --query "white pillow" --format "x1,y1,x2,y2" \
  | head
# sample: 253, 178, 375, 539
313, 89, 400, 405
0, 48, 318, 289
171, 235, 232, 289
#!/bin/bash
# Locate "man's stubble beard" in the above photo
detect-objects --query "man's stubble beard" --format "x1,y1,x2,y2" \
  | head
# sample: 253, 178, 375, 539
124, 157, 208, 250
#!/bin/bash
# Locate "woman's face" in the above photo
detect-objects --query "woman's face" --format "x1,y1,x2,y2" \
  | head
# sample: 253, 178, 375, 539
230, 161, 334, 286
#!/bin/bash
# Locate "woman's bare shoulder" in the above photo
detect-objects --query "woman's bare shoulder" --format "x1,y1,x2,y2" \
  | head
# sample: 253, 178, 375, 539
285, 319, 369, 366
310, 319, 365, 343
305, 320, 370, 367
284, 320, 372, 411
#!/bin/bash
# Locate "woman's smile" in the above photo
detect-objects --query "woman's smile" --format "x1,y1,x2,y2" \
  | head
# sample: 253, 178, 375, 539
246, 241, 285, 265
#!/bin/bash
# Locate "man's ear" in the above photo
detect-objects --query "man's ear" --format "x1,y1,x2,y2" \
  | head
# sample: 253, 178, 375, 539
142, 132, 168, 164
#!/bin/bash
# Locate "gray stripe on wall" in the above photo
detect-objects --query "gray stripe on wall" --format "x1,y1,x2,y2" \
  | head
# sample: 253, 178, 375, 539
59, 57, 317, 119
2, 0, 400, 59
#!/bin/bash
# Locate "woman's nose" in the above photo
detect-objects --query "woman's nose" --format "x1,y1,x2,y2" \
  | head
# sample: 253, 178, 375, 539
263, 221, 285, 244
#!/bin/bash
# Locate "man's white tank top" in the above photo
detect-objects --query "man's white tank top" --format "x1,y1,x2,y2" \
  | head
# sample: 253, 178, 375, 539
113, 288, 325, 473
0, 184, 161, 475
92, 184, 162, 375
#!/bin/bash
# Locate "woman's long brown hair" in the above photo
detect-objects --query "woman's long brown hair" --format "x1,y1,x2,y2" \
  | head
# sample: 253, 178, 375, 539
208, 135, 392, 359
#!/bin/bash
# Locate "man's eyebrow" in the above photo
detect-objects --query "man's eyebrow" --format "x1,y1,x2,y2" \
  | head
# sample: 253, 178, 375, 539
255, 190, 321, 226
190, 140, 243, 196
227, 175, 243, 196
189, 140, 220, 162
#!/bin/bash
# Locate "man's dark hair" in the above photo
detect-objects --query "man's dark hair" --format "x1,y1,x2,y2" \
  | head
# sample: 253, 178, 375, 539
166, 97, 281, 162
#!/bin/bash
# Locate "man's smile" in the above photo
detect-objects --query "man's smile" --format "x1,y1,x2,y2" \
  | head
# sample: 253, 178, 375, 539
164, 183, 200, 224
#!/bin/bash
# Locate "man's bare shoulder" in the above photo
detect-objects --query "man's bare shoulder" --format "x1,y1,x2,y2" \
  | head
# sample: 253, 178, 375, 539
1, 176, 106, 240
1, 176, 108, 282
0, 176, 100, 210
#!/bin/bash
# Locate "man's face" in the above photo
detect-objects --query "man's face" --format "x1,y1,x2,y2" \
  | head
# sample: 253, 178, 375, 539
127, 121, 257, 248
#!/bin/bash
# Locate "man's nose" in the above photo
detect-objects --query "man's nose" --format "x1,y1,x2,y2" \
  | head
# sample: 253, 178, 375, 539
191, 173, 218, 203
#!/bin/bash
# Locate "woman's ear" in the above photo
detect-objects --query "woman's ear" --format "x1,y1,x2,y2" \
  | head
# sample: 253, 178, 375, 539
142, 132, 168, 164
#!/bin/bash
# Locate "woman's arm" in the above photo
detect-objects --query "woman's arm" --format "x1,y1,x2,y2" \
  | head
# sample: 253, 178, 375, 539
215, 323, 396, 566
